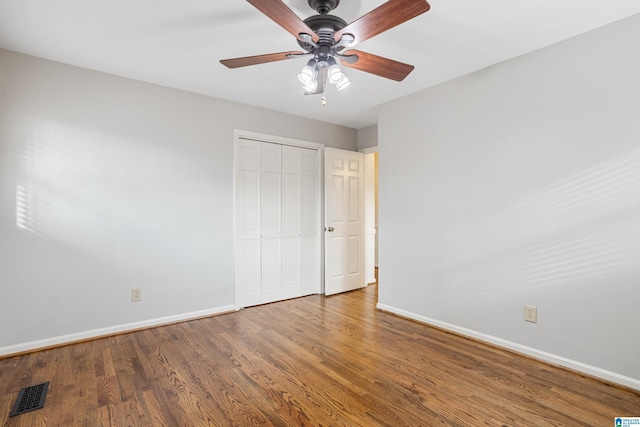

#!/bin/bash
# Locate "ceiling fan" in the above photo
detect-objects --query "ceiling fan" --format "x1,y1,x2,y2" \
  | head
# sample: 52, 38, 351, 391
220, 0, 431, 95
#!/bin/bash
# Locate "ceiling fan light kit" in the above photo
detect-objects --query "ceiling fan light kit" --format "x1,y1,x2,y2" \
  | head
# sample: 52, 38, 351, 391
220, 0, 431, 96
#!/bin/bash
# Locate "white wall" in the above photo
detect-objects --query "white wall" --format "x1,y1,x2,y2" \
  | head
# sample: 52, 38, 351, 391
357, 125, 378, 151
378, 14, 640, 389
0, 49, 356, 354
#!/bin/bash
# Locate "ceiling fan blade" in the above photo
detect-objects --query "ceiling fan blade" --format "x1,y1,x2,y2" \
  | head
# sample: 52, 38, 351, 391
339, 50, 415, 81
334, 0, 430, 45
220, 51, 305, 68
247, 0, 319, 43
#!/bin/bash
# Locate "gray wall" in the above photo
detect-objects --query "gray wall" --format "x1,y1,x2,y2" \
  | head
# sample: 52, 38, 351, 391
378, 14, 640, 389
0, 49, 356, 354
357, 125, 378, 151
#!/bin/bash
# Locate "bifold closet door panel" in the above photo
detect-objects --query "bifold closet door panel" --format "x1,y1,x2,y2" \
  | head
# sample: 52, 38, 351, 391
300, 148, 320, 295
261, 143, 283, 304
236, 140, 262, 307
282, 146, 302, 299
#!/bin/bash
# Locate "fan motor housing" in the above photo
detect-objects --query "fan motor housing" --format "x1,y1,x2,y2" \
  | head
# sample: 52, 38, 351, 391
297, 14, 347, 51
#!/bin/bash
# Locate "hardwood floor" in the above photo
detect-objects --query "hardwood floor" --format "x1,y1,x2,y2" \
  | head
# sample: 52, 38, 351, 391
1, 285, 638, 426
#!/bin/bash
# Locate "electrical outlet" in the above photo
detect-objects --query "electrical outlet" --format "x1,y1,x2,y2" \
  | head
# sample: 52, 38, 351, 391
131, 288, 142, 302
524, 305, 537, 323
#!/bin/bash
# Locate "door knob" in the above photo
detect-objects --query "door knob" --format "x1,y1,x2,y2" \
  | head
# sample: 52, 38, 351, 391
326, 226, 334, 232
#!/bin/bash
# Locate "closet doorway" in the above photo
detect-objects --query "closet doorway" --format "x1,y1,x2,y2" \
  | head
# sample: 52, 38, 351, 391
234, 131, 322, 308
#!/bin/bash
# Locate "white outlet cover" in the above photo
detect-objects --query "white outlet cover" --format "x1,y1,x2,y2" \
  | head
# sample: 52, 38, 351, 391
524, 305, 537, 323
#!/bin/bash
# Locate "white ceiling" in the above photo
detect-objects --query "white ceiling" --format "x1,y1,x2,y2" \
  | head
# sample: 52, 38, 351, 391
1, 1, 639, 129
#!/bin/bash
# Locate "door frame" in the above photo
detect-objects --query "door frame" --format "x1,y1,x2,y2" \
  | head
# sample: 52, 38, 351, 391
233, 130, 324, 309
359, 146, 379, 284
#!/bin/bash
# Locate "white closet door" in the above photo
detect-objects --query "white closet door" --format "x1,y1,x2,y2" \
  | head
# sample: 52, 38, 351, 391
235, 140, 261, 307
261, 143, 282, 304
300, 148, 320, 295
282, 146, 301, 299
235, 137, 321, 308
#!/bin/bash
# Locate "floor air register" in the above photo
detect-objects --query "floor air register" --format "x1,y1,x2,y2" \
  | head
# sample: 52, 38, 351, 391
10, 381, 49, 417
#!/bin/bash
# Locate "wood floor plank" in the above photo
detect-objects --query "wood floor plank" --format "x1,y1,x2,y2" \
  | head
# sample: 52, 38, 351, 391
1, 284, 639, 426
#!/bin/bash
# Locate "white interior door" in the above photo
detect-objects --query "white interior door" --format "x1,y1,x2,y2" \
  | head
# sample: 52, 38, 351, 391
324, 147, 365, 295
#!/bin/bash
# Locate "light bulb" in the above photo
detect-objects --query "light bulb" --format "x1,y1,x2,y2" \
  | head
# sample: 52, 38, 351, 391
336, 74, 351, 91
298, 66, 315, 84
302, 79, 318, 92
327, 64, 345, 85
297, 59, 317, 84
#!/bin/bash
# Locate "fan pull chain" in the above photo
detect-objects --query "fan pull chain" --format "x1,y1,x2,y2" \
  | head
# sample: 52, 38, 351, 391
322, 96, 327, 107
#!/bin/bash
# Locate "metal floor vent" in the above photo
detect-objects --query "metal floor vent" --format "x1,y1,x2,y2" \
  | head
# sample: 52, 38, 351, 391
10, 381, 49, 417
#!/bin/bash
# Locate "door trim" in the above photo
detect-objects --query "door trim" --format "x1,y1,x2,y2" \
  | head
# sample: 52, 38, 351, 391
235, 130, 324, 150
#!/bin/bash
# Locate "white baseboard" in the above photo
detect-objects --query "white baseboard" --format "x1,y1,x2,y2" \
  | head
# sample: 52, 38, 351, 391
376, 302, 640, 392
0, 305, 236, 357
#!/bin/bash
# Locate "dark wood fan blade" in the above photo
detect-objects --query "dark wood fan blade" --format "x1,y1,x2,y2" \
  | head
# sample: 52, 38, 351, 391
334, 0, 430, 45
247, 0, 319, 42
339, 49, 415, 81
220, 51, 305, 68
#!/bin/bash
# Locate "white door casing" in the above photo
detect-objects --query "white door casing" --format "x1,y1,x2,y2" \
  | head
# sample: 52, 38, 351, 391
364, 152, 377, 284
324, 147, 365, 296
